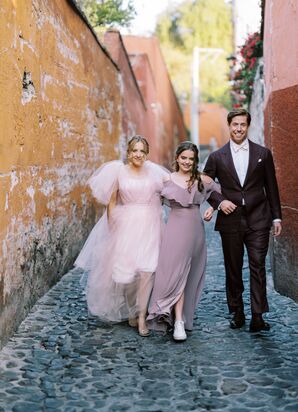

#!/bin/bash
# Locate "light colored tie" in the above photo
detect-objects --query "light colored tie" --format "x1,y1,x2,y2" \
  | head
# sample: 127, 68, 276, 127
234, 142, 248, 152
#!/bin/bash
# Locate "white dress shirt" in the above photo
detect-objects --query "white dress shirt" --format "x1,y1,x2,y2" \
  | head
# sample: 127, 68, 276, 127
230, 138, 249, 187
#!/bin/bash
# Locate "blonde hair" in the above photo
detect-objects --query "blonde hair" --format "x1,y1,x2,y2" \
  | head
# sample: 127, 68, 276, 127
126, 135, 149, 158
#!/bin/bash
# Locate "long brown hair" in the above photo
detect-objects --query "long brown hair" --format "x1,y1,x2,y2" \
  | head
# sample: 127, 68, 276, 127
174, 141, 204, 192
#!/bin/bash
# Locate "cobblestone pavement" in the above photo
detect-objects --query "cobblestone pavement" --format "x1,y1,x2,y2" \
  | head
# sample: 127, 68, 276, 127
0, 216, 298, 412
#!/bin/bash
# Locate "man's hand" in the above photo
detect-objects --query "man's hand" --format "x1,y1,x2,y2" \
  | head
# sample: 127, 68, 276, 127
219, 200, 237, 215
272, 221, 282, 237
203, 207, 214, 222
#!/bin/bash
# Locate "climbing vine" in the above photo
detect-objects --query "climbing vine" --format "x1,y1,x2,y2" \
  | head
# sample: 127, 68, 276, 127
229, 32, 263, 108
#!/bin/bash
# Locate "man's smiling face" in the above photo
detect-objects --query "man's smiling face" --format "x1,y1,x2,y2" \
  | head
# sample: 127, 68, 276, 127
229, 115, 249, 145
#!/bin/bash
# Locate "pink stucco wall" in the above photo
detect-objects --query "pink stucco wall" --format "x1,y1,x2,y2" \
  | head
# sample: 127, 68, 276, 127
123, 36, 188, 168
103, 31, 148, 158
128, 53, 160, 163
104, 31, 187, 166
263, 0, 298, 104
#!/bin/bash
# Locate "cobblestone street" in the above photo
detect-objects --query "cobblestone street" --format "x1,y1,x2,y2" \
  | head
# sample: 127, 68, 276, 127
0, 215, 297, 412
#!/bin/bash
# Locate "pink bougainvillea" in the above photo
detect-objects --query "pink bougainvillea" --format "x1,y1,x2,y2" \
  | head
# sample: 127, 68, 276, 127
228, 32, 263, 108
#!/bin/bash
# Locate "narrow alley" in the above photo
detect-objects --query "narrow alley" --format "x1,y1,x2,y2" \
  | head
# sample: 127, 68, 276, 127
1, 1, 297, 411
0, 216, 297, 412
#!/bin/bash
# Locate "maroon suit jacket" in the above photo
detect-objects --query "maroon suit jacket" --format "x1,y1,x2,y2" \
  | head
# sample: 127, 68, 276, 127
204, 140, 282, 232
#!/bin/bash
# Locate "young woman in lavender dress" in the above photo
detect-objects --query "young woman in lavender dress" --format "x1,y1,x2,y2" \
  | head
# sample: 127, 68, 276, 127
147, 141, 222, 341
75, 136, 169, 336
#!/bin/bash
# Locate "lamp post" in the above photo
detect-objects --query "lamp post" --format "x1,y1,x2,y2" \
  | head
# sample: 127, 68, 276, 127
190, 47, 224, 147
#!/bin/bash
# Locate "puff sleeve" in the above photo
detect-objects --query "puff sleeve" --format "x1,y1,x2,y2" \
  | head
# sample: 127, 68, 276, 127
87, 160, 123, 205
203, 177, 223, 203
145, 161, 170, 182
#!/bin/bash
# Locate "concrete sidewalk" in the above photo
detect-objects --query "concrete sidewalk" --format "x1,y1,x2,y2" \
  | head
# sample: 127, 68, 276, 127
0, 218, 297, 411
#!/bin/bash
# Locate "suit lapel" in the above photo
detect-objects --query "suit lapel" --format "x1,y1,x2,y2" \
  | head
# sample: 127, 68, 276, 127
220, 143, 241, 186
243, 140, 262, 186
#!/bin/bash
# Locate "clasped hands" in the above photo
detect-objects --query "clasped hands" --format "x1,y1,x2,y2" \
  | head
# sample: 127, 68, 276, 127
203, 200, 236, 222
203, 200, 282, 237
219, 200, 282, 236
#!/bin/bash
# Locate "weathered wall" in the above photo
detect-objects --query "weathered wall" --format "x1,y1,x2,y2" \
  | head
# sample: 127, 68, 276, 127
0, 0, 121, 347
103, 30, 148, 159
263, 0, 298, 301
103, 31, 187, 164
125, 52, 161, 163
123, 35, 188, 168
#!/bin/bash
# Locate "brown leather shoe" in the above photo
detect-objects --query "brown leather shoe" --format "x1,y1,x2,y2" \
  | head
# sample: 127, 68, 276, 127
249, 314, 270, 332
230, 311, 246, 329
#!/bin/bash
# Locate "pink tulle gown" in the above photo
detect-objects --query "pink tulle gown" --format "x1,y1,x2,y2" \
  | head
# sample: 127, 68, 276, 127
74, 160, 169, 322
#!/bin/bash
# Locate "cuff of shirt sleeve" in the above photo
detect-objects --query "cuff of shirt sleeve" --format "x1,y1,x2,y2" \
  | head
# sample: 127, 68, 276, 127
218, 201, 224, 211
273, 219, 282, 223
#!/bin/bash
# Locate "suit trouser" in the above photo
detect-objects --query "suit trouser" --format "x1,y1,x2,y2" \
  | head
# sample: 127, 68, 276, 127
220, 212, 270, 314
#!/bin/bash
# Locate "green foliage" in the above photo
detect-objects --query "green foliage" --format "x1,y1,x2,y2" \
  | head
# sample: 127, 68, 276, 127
155, 0, 233, 107
77, 0, 136, 29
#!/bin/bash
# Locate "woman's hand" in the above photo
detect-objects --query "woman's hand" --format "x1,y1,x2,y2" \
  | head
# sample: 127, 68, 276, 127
203, 207, 214, 222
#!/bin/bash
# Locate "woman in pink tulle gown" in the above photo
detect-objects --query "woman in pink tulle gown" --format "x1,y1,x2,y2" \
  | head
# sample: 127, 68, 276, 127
74, 136, 169, 336
147, 141, 222, 341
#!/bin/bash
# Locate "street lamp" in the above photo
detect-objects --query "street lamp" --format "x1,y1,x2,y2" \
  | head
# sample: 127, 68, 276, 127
190, 47, 224, 147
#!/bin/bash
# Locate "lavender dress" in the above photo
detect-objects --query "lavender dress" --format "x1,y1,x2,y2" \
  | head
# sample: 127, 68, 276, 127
147, 177, 220, 332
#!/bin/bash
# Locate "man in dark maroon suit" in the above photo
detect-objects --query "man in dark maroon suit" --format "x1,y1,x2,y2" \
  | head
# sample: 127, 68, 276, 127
204, 108, 282, 332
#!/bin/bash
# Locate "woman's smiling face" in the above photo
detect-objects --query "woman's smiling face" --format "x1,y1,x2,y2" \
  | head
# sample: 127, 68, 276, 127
176, 149, 195, 173
129, 141, 147, 168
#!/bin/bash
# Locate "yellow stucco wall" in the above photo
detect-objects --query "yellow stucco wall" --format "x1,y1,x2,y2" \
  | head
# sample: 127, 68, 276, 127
0, 0, 122, 346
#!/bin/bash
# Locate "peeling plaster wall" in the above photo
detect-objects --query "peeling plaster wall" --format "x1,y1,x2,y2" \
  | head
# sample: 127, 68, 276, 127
0, 0, 121, 346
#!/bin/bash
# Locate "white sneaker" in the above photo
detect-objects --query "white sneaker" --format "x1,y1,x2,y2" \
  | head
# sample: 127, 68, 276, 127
173, 320, 187, 341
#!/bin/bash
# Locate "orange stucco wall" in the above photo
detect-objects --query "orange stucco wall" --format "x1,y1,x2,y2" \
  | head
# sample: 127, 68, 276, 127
0, 0, 121, 346
263, 0, 298, 301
